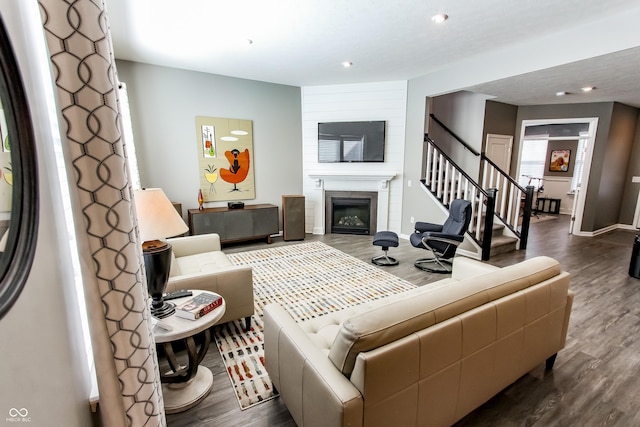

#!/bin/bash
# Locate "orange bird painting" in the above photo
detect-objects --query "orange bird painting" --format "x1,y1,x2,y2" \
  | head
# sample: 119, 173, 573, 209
220, 148, 250, 191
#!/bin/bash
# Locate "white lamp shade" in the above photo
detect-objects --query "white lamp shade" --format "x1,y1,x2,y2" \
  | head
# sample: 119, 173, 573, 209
134, 188, 189, 242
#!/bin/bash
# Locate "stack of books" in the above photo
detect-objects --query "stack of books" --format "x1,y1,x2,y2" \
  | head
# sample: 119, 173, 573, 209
175, 293, 222, 320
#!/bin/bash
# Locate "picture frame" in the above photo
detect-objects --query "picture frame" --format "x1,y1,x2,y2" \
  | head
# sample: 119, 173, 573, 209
549, 149, 571, 172
194, 116, 255, 202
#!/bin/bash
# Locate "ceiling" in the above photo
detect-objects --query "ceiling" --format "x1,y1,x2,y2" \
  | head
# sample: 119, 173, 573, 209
105, 0, 640, 107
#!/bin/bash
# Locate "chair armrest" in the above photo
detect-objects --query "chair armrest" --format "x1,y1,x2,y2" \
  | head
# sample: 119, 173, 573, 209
423, 232, 464, 246
414, 222, 443, 233
167, 234, 222, 257
264, 304, 364, 427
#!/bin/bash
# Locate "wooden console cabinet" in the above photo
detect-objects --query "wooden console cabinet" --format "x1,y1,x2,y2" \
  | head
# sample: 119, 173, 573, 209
188, 204, 279, 244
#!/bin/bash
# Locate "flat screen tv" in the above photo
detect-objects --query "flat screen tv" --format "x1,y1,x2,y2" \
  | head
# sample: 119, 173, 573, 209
318, 120, 386, 163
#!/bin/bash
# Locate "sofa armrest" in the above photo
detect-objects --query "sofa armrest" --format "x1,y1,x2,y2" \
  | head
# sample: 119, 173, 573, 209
561, 289, 575, 348
167, 265, 254, 324
264, 304, 364, 427
166, 265, 252, 295
451, 256, 500, 281
167, 234, 222, 257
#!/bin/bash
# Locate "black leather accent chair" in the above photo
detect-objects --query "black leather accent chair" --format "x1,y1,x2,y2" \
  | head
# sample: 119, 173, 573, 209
410, 199, 472, 273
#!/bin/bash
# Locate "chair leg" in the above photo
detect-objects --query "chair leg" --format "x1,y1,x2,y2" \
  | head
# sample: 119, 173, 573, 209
244, 316, 251, 331
545, 353, 558, 370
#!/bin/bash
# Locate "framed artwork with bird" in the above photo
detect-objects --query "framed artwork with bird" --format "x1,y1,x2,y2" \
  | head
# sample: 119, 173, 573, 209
194, 116, 255, 202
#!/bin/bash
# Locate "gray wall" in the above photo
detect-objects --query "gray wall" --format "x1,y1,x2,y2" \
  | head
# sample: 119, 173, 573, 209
427, 91, 490, 181
621, 110, 640, 225
607, 103, 639, 226
116, 60, 303, 229
483, 101, 518, 149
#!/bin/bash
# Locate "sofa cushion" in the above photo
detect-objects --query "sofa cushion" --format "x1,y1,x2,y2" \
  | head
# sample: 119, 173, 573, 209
328, 256, 561, 377
173, 251, 234, 276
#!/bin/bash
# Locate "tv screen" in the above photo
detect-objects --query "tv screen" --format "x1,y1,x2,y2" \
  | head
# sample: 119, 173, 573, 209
318, 121, 386, 163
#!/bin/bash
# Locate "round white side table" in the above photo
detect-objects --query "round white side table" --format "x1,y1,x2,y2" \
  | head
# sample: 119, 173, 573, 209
152, 290, 226, 414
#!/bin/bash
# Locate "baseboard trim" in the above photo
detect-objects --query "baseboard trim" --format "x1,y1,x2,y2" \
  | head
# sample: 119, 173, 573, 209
617, 223, 638, 231
574, 223, 637, 237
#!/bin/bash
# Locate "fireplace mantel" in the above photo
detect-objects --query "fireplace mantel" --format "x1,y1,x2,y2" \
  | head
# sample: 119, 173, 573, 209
308, 171, 396, 181
307, 171, 397, 234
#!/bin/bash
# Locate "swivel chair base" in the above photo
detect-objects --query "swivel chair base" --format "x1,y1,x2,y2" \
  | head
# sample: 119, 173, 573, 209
372, 250, 399, 266
414, 257, 452, 273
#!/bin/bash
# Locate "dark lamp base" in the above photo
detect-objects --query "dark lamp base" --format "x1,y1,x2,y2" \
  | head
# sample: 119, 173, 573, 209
143, 241, 175, 319
151, 300, 175, 318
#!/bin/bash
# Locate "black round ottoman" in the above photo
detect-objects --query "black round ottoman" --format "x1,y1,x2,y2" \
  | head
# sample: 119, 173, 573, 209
372, 231, 399, 266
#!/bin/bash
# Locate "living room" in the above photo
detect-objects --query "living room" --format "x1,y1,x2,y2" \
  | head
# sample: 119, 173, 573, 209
2, 1, 640, 427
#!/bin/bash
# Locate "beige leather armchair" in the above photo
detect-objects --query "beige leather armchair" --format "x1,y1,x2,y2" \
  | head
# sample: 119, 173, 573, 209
166, 233, 253, 329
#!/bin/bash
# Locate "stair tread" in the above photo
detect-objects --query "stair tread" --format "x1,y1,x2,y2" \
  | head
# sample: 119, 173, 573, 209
490, 235, 518, 245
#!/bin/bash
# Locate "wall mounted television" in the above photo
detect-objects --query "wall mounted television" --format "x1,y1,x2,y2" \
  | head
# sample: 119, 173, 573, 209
318, 120, 386, 163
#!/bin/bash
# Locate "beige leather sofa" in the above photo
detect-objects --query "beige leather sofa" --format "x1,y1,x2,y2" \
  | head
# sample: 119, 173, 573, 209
166, 233, 253, 329
264, 256, 573, 427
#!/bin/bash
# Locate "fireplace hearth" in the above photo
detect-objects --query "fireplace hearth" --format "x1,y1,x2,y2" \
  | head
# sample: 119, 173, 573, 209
325, 191, 377, 235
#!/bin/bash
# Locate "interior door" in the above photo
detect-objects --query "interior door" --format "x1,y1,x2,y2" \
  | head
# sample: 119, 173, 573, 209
485, 134, 513, 174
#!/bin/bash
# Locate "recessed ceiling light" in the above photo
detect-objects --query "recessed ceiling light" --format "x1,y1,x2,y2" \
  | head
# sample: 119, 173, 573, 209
581, 86, 595, 92
556, 91, 568, 96
342, 61, 353, 68
431, 13, 448, 24
230, 130, 248, 136
220, 136, 238, 142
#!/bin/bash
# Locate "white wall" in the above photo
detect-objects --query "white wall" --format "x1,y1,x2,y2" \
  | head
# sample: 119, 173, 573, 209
0, 1, 93, 425
301, 81, 408, 234
537, 178, 574, 215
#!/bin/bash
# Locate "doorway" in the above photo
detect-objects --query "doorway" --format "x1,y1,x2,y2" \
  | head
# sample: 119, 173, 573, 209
517, 118, 598, 235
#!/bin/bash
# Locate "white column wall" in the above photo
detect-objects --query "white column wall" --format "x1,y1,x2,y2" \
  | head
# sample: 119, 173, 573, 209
302, 81, 408, 234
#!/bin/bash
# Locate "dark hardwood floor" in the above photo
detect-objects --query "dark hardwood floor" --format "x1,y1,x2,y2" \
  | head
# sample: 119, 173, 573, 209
166, 215, 640, 426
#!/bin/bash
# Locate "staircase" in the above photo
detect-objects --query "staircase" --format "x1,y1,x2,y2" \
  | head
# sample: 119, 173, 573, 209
485, 222, 518, 256
421, 134, 534, 260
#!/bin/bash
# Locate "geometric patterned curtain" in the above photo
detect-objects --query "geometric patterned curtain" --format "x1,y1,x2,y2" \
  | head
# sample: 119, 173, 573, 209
38, 1, 165, 426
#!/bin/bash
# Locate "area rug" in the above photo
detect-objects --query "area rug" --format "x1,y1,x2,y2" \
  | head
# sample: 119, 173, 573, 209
212, 241, 416, 410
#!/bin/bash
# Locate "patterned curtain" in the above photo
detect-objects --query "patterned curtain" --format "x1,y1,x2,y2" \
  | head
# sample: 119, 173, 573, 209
38, 1, 165, 426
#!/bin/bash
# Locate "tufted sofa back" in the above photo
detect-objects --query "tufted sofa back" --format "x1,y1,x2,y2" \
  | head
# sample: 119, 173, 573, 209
328, 256, 563, 377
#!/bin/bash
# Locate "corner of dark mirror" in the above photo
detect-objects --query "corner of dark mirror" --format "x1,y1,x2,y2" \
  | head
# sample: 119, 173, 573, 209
0, 15, 39, 320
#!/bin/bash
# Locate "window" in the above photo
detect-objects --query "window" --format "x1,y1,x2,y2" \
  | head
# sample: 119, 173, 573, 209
118, 83, 141, 189
518, 138, 548, 189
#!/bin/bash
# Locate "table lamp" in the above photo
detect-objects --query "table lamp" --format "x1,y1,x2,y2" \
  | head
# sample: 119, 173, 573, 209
134, 188, 189, 318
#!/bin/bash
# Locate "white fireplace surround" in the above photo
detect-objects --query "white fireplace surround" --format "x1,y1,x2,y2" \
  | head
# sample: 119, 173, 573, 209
307, 171, 397, 235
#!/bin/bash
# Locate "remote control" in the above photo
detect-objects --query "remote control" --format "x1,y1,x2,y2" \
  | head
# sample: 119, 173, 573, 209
163, 290, 193, 300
